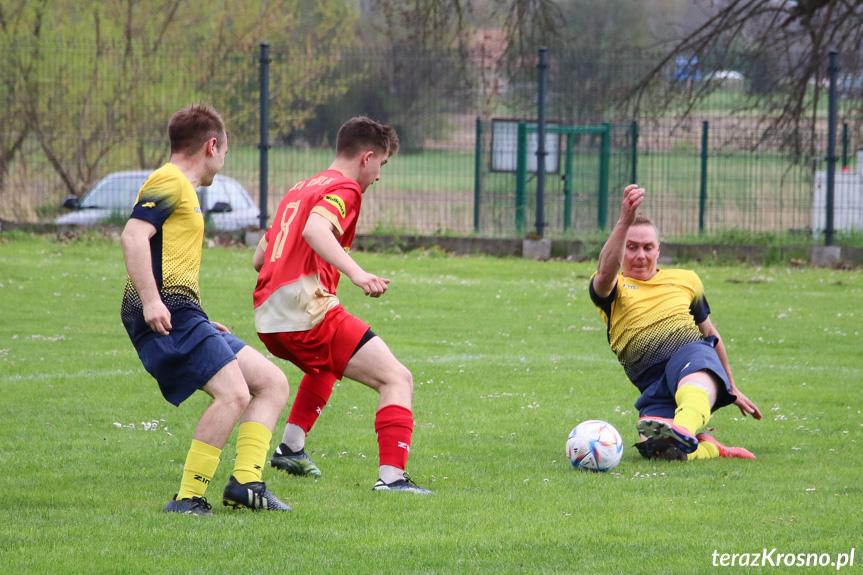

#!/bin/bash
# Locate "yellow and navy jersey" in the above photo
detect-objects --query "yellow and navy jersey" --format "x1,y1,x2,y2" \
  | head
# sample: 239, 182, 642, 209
121, 163, 206, 349
589, 269, 710, 390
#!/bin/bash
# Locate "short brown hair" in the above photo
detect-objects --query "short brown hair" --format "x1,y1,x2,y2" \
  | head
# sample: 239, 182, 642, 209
633, 213, 653, 227
336, 116, 399, 159
632, 213, 659, 238
168, 104, 226, 156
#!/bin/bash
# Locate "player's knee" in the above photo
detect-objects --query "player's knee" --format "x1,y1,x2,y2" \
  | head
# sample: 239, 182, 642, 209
269, 369, 290, 402
253, 368, 290, 409
377, 364, 412, 396
396, 365, 413, 395
219, 388, 252, 416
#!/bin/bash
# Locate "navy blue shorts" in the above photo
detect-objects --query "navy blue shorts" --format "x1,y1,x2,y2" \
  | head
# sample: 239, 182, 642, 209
138, 315, 247, 406
634, 337, 736, 419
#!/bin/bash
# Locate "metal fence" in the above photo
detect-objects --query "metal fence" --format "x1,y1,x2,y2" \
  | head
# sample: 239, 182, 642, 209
1, 40, 860, 240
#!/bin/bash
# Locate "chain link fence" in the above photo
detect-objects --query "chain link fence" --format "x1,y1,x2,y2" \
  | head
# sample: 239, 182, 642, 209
1, 40, 859, 240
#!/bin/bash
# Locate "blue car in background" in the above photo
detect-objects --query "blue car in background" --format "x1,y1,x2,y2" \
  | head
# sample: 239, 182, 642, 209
56, 170, 259, 231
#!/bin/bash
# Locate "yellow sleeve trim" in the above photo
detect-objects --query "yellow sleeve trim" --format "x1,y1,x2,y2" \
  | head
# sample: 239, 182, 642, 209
311, 205, 344, 236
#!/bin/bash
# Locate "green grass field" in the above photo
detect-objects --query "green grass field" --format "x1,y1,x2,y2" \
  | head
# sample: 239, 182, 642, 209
1, 232, 861, 574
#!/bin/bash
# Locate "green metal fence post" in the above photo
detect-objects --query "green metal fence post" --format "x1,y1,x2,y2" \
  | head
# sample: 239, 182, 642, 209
515, 121, 527, 235
597, 122, 610, 231
842, 122, 849, 170
630, 120, 638, 185
826, 50, 839, 246
699, 121, 708, 234
474, 117, 482, 234
258, 42, 271, 230
535, 47, 548, 238
563, 132, 574, 232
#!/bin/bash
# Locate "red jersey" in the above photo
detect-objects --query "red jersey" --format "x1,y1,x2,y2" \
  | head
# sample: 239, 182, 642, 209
254, 170, 362, 333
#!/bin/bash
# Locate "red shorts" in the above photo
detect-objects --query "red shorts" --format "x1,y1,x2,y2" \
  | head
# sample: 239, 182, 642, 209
258, 305, 370, 378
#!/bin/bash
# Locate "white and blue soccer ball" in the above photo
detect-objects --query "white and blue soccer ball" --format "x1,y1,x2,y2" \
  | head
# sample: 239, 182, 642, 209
566, 420, 624, 472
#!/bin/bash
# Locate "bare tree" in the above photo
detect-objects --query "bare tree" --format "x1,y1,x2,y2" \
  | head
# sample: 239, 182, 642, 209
366, 0, 565, 83
366, 0, 863, 158
5, 0, 359, 204
625, 0, 863, 158
0, 1, 37, 192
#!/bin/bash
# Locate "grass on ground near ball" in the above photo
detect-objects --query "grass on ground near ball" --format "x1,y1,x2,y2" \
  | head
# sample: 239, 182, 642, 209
1, 233, 861, 574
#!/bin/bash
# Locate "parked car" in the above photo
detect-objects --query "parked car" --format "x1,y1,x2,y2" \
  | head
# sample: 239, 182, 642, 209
55, 170, 259, 230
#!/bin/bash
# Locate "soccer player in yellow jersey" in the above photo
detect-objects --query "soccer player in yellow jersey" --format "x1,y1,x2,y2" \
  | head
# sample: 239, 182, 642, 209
121, 104, 291, 514
589, 184, 762, 461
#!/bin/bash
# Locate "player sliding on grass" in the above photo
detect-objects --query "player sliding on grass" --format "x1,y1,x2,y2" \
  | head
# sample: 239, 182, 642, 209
589, 184, 763, 461
121, 104, 291, 514
253, 116, 431, 494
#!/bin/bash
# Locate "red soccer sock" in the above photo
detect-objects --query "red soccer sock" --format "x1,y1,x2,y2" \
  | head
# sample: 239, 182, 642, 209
375, 404, 414, 470
287, 372, 337, 433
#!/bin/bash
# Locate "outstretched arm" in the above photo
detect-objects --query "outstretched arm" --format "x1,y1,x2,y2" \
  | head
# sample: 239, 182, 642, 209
698, 317, 762, 419
302, 212, 390, 297
593, 184, 645, 298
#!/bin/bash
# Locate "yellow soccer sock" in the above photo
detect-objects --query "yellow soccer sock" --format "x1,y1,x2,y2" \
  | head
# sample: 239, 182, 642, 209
687, 441, 721, 461
673, 384, 711, 435
177, 440, 221, 500
232, 421, 272, 485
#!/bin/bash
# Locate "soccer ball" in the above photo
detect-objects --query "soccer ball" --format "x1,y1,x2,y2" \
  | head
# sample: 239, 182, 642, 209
566, 420, 624, 472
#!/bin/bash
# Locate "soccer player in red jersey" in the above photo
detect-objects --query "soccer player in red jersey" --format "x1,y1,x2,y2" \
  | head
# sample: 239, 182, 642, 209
253, 117, 431, 493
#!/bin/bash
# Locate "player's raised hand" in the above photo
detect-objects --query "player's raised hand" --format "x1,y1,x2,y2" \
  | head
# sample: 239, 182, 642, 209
621, 184, 645, 225
350, 270, 391, 298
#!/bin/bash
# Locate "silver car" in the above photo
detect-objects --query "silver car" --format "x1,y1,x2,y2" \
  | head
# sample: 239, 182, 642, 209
56, 170, 259, 230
